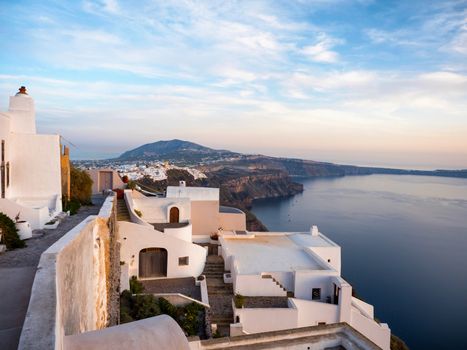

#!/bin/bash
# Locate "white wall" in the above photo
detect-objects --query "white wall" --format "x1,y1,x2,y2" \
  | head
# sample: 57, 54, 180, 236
124, 191, 153, 228
234, 272, 287, 297
166, 186, 219, 201
19, 196, 116, 350
234, 306, 298, 334
133, 196, 191, 223
119, 221, 207, 281
350, 307, 391, 350
9, 133, 62, 200
8, 94, 36, 134
0, 198, 50, 229
309, 246, 341, 274
290, 298, 339, 327
294, 270, 338, 301
165, 223, 193, 242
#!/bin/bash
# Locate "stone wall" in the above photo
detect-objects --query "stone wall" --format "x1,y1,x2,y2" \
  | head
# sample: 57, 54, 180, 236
19, 195, 120, 350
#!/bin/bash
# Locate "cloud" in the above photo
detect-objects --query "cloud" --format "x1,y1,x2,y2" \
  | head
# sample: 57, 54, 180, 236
301, 33, 342, 63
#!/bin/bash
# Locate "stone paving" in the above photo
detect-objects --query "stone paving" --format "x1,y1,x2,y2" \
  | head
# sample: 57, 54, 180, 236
0, 195, 105, 350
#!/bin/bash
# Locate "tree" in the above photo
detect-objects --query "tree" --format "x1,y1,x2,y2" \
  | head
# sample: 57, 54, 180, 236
70, 166, 93, 205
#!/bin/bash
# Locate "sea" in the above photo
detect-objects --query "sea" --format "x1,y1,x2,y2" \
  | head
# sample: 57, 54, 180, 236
251, 174, 467, 350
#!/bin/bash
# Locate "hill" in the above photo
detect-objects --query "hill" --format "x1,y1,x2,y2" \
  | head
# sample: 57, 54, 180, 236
117, 139, 239, 163
117, 139, 467, 179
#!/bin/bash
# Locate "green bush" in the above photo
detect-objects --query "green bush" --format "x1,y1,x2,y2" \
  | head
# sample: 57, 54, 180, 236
0, 212, 25, 249
64, 198, 81, 215
130, 276, 145, 294
127, 180, 137, 190
134, 209, 142, 218
70, 166, 93, 205
234, 294, 245, 308
119, 291, 205, 336
132, 294, 161, 319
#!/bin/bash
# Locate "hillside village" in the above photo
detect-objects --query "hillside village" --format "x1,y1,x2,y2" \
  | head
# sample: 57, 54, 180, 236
0, 89, 393, 350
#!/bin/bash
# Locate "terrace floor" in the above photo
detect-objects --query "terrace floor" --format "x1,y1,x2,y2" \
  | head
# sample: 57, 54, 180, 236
141, 277, 201, 301
151, 222, 189, 232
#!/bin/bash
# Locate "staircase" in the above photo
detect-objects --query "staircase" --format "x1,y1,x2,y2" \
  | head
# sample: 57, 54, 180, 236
116, 198, 131, 222
203, 254, 234, 337
262, 274, 294, 297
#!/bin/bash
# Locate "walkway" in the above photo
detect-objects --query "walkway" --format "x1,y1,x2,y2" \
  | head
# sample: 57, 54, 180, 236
0, 195, 105, 350
203, 253, 234, 337
116, 197, 131, 221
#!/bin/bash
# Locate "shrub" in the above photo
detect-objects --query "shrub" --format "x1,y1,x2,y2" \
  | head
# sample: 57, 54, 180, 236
121, 175, 129, 184
391, 334, 410, 350
64, 198, 81, 215
130, 276, 145, 294
134, 209, 142, 218
234, 294, 245, 308
127, 180, 137, 190
70, 166, 93, 205
132, 294, 161, 320
0, 212, 25, 249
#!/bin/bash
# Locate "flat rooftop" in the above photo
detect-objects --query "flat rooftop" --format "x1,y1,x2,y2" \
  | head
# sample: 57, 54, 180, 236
222, 233, 333, 274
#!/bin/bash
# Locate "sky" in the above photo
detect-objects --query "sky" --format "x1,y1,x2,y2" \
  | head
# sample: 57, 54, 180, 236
0, 0, 466, 169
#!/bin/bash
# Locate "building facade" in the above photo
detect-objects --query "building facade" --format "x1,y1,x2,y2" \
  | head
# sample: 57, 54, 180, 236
0, 87, 62, 229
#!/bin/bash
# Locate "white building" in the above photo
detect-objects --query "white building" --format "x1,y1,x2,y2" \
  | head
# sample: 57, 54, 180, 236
119, 182, 246, 290
0, 87, 63, 229
120, 182, 391, 349
220, 228, 391, 349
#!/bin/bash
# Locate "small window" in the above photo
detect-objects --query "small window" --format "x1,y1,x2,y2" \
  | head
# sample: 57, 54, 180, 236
327, 259, 331, 263
312, 288, 321, 300
6, 162, 9, 187
178, 256, 189, 266
318, 322, 326, 326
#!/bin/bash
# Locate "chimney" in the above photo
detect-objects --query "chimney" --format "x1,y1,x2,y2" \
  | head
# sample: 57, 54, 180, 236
311, 225, 319, 236
179, 180, 186, 187
17, 86, 28, 95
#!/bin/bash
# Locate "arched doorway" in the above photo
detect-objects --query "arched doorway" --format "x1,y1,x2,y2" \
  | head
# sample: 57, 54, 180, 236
139, 248, 168, 278
169, 207, 179, 223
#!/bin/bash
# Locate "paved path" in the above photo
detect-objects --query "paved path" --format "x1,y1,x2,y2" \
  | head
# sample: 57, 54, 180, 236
0, 196, 105, 350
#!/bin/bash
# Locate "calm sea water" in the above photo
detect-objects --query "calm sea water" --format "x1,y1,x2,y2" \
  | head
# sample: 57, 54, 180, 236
251, 174, 467, 350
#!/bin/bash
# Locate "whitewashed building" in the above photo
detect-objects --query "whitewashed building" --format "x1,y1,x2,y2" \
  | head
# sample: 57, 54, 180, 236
220, 228, 391, 350
0, 87, 63, 229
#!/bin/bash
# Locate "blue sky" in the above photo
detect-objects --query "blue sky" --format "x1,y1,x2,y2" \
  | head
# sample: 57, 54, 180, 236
1, 0, 466, 168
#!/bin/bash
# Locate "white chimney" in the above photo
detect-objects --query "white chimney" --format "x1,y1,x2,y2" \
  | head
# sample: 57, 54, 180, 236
179, 180, 186, 187
311, 225, 319, 236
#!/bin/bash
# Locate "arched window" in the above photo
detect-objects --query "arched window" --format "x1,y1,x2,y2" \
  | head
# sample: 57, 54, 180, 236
169, 207, 180, 223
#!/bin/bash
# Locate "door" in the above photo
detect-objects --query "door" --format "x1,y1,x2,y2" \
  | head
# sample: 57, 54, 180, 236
99, 171, 113, 192
333, 283, 340, 305
139, 248, 168, 278
169, 207, 179, 223
1, 140, 5, 198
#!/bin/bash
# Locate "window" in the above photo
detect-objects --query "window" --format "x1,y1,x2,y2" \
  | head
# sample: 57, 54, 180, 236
312, 288, 321, 300
327, 259, 331, 263
1, 140, 4, 162
178, 256, 189, 266
6, 162, 9, 187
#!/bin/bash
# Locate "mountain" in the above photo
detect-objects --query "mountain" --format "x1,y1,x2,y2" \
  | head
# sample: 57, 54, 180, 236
116, 139, 467, 179
117, 139, 240, 163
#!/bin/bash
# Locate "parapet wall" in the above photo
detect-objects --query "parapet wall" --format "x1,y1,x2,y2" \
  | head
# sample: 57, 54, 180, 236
19, 195, 120, 350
